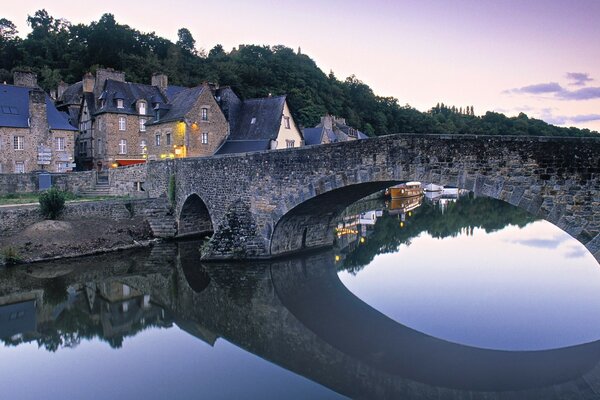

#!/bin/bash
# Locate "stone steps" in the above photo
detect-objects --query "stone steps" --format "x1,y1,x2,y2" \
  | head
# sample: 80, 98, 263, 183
144, 199, 177, 238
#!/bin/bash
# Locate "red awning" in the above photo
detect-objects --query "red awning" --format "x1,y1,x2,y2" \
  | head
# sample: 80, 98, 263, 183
115, 159, 146, 166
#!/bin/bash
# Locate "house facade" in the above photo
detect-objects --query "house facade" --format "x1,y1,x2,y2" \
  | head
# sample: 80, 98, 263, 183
145, 83, 229, 160
0, 72, 77, 173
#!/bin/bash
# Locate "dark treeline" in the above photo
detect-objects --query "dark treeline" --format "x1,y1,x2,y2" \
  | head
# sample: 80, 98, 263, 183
339, 195, 537, 273
1, 10, 597, 137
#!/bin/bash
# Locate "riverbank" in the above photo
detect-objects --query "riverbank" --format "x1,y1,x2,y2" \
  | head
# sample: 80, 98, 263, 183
0, 198, 171, 266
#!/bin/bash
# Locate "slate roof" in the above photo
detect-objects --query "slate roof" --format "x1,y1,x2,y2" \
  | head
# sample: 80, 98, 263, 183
165, 85, 187, 101
214, 139, 271, 155
303, 127, 324, 145
0, 84, 76, 130
146, 85, 206, 126
228, 96, 286, 141
58, 81, 83, 105
95, 79, 166, 116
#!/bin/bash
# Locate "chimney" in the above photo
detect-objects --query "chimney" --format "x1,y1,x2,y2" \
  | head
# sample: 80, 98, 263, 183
29, 88, 50, 144
82, 72, 95, 93
14, 70, 38, 88
151, 73, 168, 94
57, 81, 69, 99
94, 68, 125, 98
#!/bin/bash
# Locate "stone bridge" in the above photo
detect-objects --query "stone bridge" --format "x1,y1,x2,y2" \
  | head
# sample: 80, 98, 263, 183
143, 134, 600, 261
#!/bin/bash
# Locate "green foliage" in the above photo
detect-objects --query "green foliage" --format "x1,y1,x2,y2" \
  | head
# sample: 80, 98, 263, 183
39, 186, 66, 219
1, 10, 597, 137
168, 175, 176, 206
1, 246, 21, 266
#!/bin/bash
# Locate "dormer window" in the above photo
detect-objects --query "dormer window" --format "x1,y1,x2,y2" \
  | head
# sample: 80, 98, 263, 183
251, 117, 256, 124
284, 116, 290, 129
139, 102, 147, 115
116, 99, 124, 108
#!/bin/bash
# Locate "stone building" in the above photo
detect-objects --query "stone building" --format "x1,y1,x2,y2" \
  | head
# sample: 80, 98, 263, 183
145, 83, 229, 160
214, 90, 304, 154
0, 72, 77, 173
303, 115, 368, 146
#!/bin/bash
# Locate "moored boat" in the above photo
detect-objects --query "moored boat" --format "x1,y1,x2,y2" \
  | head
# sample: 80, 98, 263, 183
387, 181, 423, 199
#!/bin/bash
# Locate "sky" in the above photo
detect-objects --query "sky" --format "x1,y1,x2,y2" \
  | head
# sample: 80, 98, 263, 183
4, 0, 600, 131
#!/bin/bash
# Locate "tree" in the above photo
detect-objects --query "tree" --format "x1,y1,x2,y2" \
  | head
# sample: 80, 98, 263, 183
176, 28, 196, 55
0, 18, 18, 41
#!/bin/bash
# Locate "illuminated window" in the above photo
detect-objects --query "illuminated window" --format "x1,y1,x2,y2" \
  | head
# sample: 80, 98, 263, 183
139, 102, 146, 115
15, 161, 24, 173
201, 132, 208, 144
13, 136, 24, 150
201, 108, 208, 121
119, 117, 126, 131
116, 99, 124, 108
55, 137, 65, 151
139, 118, 146, 132
119, 139, 127, 154
284, 116, 290, 129
166, 133, 171, 145
155, 134, 161, 146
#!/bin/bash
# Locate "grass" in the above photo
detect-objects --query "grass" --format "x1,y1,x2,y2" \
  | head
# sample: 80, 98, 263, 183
0, 192, 128, 205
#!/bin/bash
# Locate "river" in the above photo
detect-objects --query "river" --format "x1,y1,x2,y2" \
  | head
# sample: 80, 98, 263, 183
0, 193, 598, 399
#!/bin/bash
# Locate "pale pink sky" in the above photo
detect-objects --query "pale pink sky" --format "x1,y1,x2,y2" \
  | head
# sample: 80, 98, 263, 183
5, 0, 600, 131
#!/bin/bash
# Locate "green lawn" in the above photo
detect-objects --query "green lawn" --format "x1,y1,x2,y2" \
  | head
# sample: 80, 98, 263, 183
0, 192, 126, 205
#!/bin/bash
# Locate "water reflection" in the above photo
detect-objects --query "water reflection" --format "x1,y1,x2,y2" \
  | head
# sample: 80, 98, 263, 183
0, 196, 599, 399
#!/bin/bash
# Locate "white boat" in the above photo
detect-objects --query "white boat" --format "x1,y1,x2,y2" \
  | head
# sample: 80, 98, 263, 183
424, 183, 443, 192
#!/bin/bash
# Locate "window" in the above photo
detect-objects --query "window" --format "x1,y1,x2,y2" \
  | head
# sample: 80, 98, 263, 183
166, 133, 171, 145
116, 99, 124, 108
251, 117, 256, 124
13, 136, 24, 150
119, 117, 126, 131
286, 139, 295, 148
201, 132, 208, 144
155, 134, 161, 146
139, 118, 146, 132
80, 141, 87, 156
15, 161, 25, 173
139, 102, 146, 115
56, 137, 65, 151
119, 139, 127, 154
97, 139, 102, 155
284, 116, 291, 129
140, 140, 147, 155
201, 108, 208, 121
57, 162, 69, 172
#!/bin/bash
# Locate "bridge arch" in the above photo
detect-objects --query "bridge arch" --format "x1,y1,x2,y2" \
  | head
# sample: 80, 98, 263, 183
270, 180, 400, 256
177, 193, 214, 238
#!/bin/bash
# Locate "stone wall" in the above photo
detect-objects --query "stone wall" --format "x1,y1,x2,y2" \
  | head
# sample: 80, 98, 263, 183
108, 163, 148, 196
0, 198, 160, 236
0, 170, 95, 194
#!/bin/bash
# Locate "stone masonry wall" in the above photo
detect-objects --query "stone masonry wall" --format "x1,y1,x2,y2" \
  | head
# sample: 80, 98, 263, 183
163, 134, 600, 261
0, 170, 95, 194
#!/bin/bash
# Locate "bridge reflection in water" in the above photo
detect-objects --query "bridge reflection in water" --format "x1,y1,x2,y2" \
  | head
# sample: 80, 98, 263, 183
1, 236, 600, 399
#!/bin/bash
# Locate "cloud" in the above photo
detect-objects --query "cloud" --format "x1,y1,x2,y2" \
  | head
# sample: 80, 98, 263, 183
508, 237, 566, 249
557, 87, 600, 100
568, 114, 600, 123
566, 72, 593, 86
506, 82, 563, 95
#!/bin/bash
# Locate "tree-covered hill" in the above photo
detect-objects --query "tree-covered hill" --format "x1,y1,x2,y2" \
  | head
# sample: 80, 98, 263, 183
1, 10, 597, 137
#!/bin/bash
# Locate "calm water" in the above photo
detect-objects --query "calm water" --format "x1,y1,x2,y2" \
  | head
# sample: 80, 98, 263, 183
0, 193, 598, 399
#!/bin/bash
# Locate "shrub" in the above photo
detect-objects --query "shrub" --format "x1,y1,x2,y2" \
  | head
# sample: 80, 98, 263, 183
1, 246, 21, 266
39, 187, 66, 220
168, 174, 176, 206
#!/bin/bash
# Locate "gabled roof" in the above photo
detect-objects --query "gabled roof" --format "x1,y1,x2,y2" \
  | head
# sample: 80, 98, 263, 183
95, 79, 166, 116
165, 85, 187, 101
58, 81, 83, 106
147, 85, 207, 126
214, 139, 271, 155
229, 96, 286, 141
0, 84, 76, 131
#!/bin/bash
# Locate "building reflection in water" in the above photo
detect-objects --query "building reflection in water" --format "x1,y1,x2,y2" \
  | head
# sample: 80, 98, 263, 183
1, 195, 598, 399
